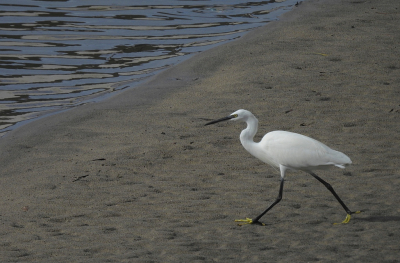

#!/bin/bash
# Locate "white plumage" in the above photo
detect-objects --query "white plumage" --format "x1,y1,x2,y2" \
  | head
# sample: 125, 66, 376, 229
205, 109, 359, 225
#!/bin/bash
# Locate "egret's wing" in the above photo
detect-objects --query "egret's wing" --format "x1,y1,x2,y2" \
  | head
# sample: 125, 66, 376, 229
259, 131, 351, 170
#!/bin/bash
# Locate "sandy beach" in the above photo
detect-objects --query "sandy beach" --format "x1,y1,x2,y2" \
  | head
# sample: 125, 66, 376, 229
1, 0, 399, 262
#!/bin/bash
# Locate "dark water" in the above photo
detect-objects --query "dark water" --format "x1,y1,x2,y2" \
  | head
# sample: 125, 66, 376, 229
0, 0, 299, 136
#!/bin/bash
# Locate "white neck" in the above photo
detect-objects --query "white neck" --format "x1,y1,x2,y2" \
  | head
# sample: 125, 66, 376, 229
239, 116, 258, 151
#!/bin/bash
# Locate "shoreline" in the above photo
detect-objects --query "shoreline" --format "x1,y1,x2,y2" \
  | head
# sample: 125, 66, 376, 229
0, 0, 303, 144
1, 0, 399, 262
0, 0, 299, 139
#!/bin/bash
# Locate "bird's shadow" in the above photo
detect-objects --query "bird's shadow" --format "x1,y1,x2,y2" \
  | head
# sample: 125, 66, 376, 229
356, 216, 400, 222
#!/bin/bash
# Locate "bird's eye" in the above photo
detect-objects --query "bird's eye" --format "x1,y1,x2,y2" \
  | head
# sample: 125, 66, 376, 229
232, 114, 238, 118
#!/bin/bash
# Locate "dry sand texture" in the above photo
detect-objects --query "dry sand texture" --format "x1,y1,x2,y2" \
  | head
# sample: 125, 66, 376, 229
0, 0, 399, 262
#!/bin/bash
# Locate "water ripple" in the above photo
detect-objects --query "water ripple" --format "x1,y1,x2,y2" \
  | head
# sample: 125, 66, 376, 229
0, 0, 298, 136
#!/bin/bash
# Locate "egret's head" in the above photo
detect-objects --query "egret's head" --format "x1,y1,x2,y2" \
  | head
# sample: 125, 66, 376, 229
229, 109, 253, 122
205, 109, 252, 126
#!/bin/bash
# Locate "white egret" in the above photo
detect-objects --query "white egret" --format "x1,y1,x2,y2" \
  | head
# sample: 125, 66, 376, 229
205, 109, 360, 225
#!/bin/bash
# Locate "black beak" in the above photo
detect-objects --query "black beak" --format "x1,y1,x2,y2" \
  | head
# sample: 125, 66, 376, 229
205, 115, 234, 126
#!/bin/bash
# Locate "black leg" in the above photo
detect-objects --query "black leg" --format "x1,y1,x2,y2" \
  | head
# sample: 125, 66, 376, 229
309, 172, 355, 215
252, 178, 285, 224
236, 172, 359, 226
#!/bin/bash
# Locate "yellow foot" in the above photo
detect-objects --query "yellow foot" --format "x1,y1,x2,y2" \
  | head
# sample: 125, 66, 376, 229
235, 218, 265, 226
235, 218, 253, 225
333, 211, 361, 225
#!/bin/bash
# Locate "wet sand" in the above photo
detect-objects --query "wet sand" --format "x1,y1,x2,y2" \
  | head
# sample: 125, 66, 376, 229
1, 0, 399, 262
